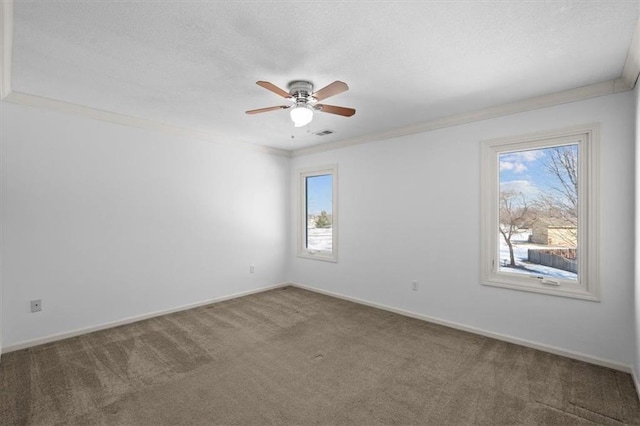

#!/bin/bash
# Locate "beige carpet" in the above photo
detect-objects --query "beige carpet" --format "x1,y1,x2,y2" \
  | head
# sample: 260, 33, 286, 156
1, 286, 638, 425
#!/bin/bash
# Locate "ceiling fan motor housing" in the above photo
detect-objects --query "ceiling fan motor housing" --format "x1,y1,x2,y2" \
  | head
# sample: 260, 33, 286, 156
288, 80, 314, 101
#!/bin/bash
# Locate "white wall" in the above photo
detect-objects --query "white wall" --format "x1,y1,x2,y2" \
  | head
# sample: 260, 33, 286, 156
290, 91, 636, 367
635, 84, 640, 379
1, 102, 289, 349
1, 90, 636, 370
0, 101, 3, 358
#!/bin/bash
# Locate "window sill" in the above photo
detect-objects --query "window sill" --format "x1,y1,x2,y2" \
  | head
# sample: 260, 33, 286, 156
297, 251, 337, 263
481, 277, 600, 302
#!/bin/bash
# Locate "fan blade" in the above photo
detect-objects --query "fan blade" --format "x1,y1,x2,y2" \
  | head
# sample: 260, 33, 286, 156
245, 105, 289, 115
312, 81, 349, 101
316, 104, 356, 117
256, 81, 291, 98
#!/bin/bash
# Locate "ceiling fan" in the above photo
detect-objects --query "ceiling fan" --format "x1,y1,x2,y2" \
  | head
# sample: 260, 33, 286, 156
246, 80, 356, 127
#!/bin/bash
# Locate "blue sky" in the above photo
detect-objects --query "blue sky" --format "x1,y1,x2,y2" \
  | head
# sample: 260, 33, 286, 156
499, 144, 578, 200
307, 174, 332, 214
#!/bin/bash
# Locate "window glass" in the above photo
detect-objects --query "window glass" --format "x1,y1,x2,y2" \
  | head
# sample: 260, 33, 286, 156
498, 144, 578, 281
298, 165, 338, 262
306, 174, 333, 252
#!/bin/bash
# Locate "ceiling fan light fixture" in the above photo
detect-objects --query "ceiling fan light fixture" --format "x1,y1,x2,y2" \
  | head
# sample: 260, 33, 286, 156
246, 80, 354, 125
290, 104, 313, 127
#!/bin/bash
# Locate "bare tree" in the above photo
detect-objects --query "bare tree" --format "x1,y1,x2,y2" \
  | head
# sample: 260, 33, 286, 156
539, 145, 578, 246
544, 146, 578, 223
500, 190, 537, 266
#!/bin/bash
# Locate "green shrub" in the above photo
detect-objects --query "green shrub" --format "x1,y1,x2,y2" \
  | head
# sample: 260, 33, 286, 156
315, 211, 331, 228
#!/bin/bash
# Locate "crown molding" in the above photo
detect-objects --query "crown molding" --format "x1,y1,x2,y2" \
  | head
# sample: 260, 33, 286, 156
5, 78, 631, 161
291, 78, 631, 158
2, 2, 636, 159
0, 0, 13, 99
5, 78, 628, 160
3, 91, 291, 157
0, 0, 289, 157
622, 17, 640, 89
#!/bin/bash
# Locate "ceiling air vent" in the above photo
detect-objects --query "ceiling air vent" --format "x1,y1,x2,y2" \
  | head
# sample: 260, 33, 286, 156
313, 129, 334, 136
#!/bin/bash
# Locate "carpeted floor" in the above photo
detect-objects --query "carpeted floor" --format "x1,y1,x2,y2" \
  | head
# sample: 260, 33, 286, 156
1, 286, 639, 425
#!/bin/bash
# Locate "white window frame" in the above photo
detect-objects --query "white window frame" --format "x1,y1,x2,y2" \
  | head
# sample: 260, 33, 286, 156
298, 164, 338, 262
480, 124, 600, 301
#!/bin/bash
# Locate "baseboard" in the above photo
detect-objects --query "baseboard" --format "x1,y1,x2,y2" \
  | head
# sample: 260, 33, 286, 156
633, 368, 640, 401
2, 282, 289, 354
4, 281, 633, 376
290, 282, 632, 374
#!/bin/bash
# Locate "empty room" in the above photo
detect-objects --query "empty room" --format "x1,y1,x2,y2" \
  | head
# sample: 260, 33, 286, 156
2, 1, 640, 424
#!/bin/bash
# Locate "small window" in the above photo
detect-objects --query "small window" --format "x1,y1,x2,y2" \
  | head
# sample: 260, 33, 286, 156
480, 125, 599, 301
298, 165, 338, 262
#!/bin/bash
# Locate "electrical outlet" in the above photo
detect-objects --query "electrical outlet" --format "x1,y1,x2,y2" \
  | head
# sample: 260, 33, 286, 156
411, 281, 418, 291
250, 265, 255, 273
31, 299, 42, 313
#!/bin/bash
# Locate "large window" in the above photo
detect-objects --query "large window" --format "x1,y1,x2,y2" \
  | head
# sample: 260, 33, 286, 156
298, 165, 338, 262
480, 125, 599, 300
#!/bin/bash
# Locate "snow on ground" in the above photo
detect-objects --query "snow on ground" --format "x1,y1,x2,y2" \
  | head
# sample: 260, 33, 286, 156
499, 231, 577, 280
308, 227, 332, 252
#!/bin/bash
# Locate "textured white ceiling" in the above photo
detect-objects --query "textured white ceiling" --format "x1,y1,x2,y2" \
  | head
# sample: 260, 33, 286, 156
10, 1, 640, 151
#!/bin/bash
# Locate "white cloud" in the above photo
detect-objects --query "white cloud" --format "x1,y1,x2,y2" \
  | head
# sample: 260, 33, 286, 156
500, 161, 513, 171
500, 161, 528, 173
500, 149, 545, 175
500, 180, 541, 199
501, 150, 546, 164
